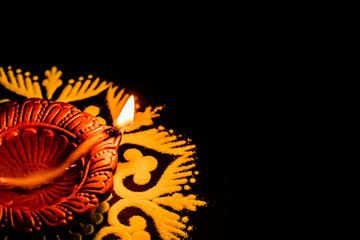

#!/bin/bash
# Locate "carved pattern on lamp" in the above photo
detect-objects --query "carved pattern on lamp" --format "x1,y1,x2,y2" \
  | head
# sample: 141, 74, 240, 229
0, 98, 120, 232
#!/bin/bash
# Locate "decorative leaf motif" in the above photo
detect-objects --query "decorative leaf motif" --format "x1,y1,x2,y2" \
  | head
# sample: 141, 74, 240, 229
129, 105, 163, 131
153, 193, 206, 211
114, 152, 198, 200
57, 76, 110, 103
94, 207, 150, 240
42, 66, 63, 99
122, 128, 196, 156
95, 197, 189, 240
0, 66, 43, 98
106, 84, 131, 122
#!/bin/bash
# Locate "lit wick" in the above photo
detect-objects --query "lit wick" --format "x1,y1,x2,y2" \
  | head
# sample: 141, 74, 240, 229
0, 95, 135, 189
112, 95, 135, 133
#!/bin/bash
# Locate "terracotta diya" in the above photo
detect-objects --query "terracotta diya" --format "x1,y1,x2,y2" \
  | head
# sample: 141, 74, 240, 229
0, 97, 134, 232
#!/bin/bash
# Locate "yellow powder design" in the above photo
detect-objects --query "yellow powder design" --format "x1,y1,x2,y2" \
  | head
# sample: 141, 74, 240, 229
57, 75, 109, 102
181, 216, 189, 223
122, 148, 158, 185
122, 129, 196, 156
96, 145, 206, 240
0, 66, 43, 98
42, 66, 63, 99
129, 105, 163, 131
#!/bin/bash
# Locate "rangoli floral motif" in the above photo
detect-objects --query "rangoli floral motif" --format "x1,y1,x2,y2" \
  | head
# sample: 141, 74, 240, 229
0, 66, 206, 240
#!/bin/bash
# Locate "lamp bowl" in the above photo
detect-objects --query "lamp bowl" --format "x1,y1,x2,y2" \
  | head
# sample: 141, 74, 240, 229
0, 98, 120, 232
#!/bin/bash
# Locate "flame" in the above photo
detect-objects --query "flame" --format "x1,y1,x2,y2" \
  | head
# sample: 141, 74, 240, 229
113, 95, 135, 132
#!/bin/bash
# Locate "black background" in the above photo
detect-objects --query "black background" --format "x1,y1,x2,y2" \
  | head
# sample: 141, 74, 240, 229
0, 58, 235, 239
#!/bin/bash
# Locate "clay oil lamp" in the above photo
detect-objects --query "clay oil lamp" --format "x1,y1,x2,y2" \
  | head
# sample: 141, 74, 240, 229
0, 96, 135, 232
